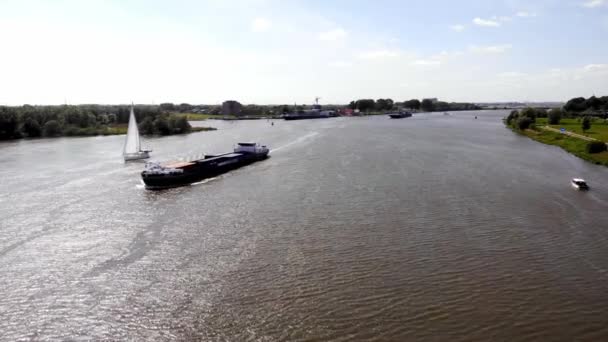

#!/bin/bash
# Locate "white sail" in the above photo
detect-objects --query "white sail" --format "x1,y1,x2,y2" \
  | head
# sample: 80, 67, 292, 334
123, 106, 141, 155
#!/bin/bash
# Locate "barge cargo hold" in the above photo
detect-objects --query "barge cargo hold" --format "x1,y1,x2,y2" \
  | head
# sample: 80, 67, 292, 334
141, 143, 269, 189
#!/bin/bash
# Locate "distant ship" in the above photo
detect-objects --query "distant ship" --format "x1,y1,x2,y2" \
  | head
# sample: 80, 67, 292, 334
284, 97, 336, 120
141, 143, 269, 189
388, 110, 413, 119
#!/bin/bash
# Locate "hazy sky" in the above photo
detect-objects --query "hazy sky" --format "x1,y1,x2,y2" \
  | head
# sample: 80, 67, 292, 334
0, 0, 607, 105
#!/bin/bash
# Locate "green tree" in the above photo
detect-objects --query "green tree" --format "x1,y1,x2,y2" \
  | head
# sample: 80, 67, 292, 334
43, 120, 62, 137
517, 117, 533, 130
159, 103, 176, 112
178, 103, 193, 113
506, 110, 519, 126
434, 101, 449, 111
375, 99, 387, 111
564, 97, 587, 113
153, 117, 171, 135
0, 109, 20, 139
403, 99, 421, 110
547, 108, 562, 125
355, 99, 375, 112
519, 107, 537, 122
586, 96, 602, 111
171, 116, 192, 134
375, 98, 394, 111
22, 118, 42, 137
139, 117, 155, 135
98, 114, 109, 125
535, 108, 548, 118
421, 99, 434, 112
582, 116, 591, 132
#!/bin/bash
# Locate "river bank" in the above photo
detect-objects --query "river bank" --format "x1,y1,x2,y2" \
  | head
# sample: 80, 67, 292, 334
506, 117, 608, 166
71, 124, 215, 136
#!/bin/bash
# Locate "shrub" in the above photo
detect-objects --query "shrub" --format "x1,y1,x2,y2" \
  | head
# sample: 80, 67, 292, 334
548, 109, 562, 125
153, 117, 171, 135
63, 125, 79, 136
582, 116, 591, 132
535, 108, 548, 118
43, 120, 62, 137
517, 117, 533, 130
170, 116, 192, 134
506, 110, 519, 125
520, 107, 537, 122
586, 141, 607, 154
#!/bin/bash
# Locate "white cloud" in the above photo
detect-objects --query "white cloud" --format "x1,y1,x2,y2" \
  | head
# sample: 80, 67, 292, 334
498, 71, 527, 77
473, 17, 501, 27
495, 15, 512, 22
358, 49, 400, 59
516, 11, 537, 17
470, 44, 513, 54
329, 61, 353, 68
251, 17, 271, 32
583, 0, 605, 8
411, 59, 441, 66
319, 28, 347, 41
583, 64, 608, 71
450, 24, 465, 32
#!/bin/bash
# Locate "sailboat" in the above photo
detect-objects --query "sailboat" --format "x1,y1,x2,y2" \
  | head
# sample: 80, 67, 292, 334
123, 105, 151, 161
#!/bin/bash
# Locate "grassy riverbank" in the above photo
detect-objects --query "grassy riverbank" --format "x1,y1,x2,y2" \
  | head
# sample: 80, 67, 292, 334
505, 108, 608, 166
60, 124, 216, 137
176, 113, 231, 121
537, 118, 608, 141
175, 113, 282, 120
516, 128, 608, 166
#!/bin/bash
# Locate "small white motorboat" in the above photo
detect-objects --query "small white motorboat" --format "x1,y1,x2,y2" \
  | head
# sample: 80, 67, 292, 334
571, 178, 589, 191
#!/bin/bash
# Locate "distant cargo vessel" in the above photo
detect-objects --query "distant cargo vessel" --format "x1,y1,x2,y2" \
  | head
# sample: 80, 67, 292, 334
284, 112, 333, 120
141, 143, 269, 189
388, 110, 413, 119
284, 97, 336, 120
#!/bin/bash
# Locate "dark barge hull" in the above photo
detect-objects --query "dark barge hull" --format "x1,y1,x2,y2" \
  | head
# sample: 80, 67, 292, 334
389, 113, 412, 119
142, 153, 268, 190
284, 115, 330, 120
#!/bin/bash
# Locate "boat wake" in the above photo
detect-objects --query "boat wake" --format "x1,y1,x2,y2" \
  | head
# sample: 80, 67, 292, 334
191, 177, 219, 186
270, 132, 319, 154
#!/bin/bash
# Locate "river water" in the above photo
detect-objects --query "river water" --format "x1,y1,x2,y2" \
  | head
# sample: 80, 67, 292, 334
1, 111, 608, 341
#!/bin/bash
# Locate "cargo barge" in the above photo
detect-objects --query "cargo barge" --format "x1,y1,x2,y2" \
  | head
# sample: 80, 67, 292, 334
388, 111, 413, 119
141, 142, 269, 189
284, 113, 332, 120
283, 98, 336, 120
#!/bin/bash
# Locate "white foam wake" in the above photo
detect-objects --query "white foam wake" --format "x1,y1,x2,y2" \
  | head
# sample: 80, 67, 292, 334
269, 132, 319, 154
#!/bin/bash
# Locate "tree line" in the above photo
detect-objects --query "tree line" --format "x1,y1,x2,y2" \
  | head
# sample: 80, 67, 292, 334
505, 94, 608, 132
504, 107, 591, 130
347, 98, 481, 112
0, 104, 192, 140
563, 96, 608, 114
